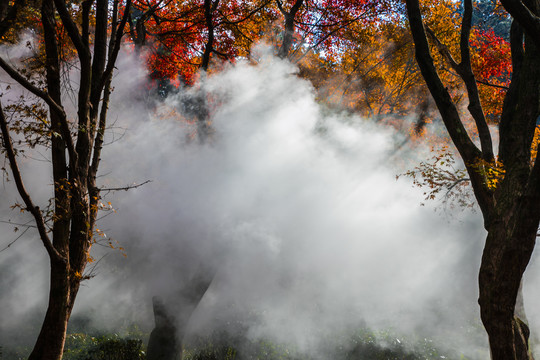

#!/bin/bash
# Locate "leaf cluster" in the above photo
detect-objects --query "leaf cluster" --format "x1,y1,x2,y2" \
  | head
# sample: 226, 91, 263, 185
399, 146, 474, 210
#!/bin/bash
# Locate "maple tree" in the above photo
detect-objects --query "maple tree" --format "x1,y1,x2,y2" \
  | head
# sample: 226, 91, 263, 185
118, 0, 514, 129
124, 0, 395, 86
405, 1, 540, 359
0, 0, 132, 359
396, 1, 513, 204
125, 0, 275, 85
292, 0, 509, 140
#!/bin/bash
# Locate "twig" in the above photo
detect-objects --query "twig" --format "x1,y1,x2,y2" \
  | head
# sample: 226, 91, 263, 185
100, 180, 152, 193
0, 219, 37, 228
446, 177, 470, 193
0, 226, 30, 252
476, 79, 509, 90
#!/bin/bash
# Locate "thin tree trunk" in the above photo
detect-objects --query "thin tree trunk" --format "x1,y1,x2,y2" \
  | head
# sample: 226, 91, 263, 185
277, 0, 304, 59
278, 14, 295, 58
201, 0, 216, 71
28, 261, 75, 360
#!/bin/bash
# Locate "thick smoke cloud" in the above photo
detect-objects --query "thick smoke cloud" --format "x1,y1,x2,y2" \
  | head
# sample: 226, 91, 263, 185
1, 47, 524, 358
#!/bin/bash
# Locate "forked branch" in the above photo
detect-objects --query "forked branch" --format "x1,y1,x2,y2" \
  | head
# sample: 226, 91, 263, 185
100, 0, 132, 94
425, 0, 494, 162
405, 0, 494, 217
459, 0, 494, 162
51, 0, 91, 59
0, 57, 79, 171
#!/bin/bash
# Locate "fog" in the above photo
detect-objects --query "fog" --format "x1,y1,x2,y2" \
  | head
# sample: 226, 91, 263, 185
0, 47, 511, 358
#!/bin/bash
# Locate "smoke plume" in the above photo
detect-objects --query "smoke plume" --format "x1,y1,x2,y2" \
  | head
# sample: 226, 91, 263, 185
0, 46, 515, 359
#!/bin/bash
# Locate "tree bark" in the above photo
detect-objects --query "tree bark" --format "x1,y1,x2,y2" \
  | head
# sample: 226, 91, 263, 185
479, 223, 536, 360
28, 261, 74, 360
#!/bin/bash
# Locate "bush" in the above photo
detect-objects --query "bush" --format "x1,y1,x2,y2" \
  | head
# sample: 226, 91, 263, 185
85, 337, 145, 360
62, 334, 145, 360
183, 327, 469, 360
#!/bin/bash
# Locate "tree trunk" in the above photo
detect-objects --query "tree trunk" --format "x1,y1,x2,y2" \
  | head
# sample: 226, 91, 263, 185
277, 0, 304, 59
147, 297, 179, 360
201, 0, 216, 71
27, 260, 78, 360
147, 269, 215, 360
278, 14, 295, 59
479, 215, 537, 360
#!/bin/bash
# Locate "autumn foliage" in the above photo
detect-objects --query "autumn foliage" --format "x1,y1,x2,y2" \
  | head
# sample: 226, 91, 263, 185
470, 28, 511, 120
121, 0, 513, 141
0, 1, 523, 359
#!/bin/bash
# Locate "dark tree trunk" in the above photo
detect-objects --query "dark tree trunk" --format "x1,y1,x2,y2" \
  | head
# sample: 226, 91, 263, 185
477, 9, 540, 358
479, 224, 536, 360
278, 14, 295, 58
147, 269, 215, 360
28, 261, 74, 360
277, 0, 304, 59
147, 297, 179, 360
201, 0, 217, 71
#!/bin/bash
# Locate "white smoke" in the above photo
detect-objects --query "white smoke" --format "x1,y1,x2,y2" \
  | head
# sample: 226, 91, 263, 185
0, 47, 500, 358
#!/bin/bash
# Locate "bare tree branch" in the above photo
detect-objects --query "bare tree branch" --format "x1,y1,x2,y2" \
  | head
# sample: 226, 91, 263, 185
52, 0, 91, 59
0, 56, 79, 170
100, 0, 132, 93
459, 0, 494, 162
100, 180, 152, 194
0, 226, 31, 252
0, 57, 63, 115
217, 0, 271, 26
476, 79, 510, 90
424, 4, 494, 163
425, 26, 460, 70
0, 103, 65, 263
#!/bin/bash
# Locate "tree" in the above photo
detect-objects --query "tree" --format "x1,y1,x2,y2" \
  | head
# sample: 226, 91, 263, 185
0, 0, 131, 359
404, 0, 540, 359
146, 268, 216, 360
125, 0, 273, 85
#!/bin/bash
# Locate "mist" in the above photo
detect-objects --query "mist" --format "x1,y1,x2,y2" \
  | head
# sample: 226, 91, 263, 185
0, 46, 511, 358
